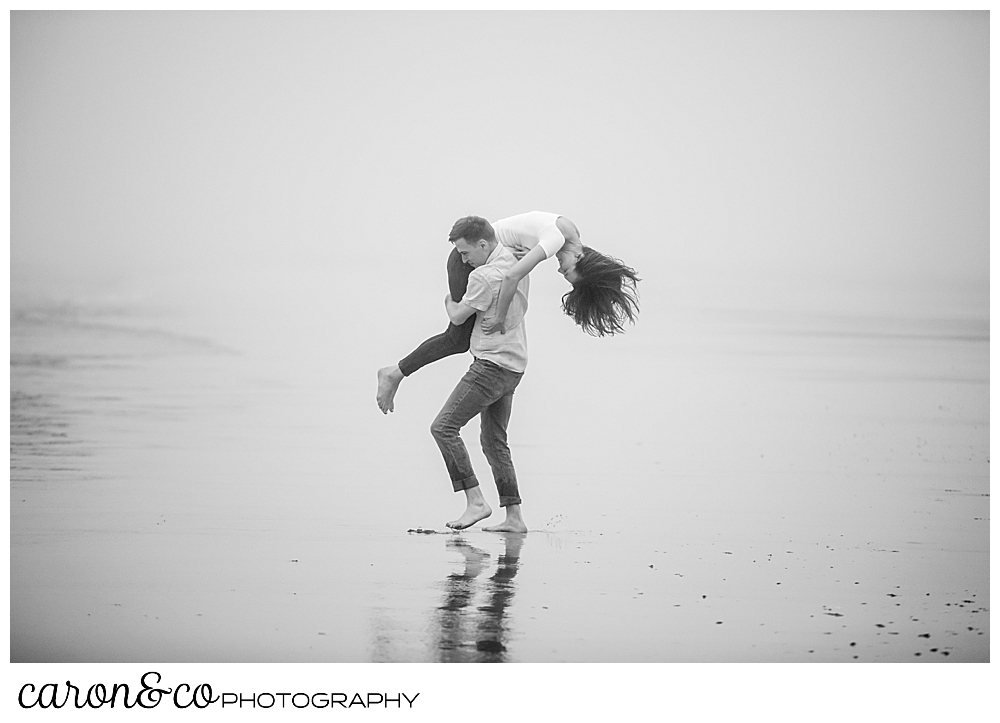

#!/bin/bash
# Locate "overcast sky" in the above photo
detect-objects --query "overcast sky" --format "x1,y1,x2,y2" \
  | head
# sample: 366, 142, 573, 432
10, 11, 989, 318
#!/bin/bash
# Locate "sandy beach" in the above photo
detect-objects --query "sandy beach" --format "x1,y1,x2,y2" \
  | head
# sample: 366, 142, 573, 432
10, 269, 988, 664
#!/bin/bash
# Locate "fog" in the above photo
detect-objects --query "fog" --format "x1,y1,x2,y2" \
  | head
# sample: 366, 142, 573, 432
11, 11, 988, 322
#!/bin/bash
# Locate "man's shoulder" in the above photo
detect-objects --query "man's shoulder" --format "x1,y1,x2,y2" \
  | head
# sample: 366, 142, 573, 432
468, 265, 501, 292
489, 245, 517, 271
474, 246, 515, 280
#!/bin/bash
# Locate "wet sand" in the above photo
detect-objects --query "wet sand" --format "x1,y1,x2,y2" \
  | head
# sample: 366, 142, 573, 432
10, 269, 989, 665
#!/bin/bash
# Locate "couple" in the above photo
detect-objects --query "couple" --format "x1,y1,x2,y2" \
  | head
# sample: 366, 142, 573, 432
377, 211, 639, 534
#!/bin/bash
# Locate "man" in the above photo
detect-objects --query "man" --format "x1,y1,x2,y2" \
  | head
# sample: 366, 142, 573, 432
430, 216, 530, 533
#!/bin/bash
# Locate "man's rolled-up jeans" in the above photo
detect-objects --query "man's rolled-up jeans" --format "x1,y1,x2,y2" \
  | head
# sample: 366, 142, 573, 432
430, 358, 523, 507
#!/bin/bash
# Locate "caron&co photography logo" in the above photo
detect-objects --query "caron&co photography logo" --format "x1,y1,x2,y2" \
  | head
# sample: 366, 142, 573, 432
17, 671, 420, 711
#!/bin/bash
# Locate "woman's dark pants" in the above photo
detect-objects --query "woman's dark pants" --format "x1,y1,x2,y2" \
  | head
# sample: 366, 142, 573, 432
397, 248, 474, 377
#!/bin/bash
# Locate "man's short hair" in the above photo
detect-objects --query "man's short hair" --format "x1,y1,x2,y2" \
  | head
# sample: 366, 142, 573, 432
449, 216, 495, 245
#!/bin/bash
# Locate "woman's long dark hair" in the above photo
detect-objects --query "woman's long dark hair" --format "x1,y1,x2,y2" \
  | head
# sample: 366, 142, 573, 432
561, 247, 640, 337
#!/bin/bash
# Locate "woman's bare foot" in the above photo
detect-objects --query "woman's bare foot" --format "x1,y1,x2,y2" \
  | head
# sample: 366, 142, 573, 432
484, 504, 527, 533
376, 365, 404, 414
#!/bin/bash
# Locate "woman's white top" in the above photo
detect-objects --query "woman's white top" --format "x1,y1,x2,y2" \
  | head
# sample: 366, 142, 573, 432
492, 212, 566, 259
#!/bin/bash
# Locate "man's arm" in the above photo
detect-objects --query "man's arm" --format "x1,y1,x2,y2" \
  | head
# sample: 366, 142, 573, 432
444, 295, 478, 326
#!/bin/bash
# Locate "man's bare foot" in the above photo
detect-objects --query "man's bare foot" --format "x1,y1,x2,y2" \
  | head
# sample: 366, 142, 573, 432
446, 500, 492, 530
376, 365, 404, 414
483, 504, 527, 533
483, 520, 528, 533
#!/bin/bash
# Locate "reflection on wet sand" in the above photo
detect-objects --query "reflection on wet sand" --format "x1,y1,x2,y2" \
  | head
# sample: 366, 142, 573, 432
435, 535, 524, 662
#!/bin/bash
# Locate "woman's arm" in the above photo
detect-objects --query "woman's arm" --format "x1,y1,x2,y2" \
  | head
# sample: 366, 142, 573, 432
481, 245, 547, 335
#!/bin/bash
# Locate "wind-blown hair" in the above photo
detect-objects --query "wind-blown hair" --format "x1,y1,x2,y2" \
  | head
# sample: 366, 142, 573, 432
562, 246, 640, 337
448, 216, 495, 244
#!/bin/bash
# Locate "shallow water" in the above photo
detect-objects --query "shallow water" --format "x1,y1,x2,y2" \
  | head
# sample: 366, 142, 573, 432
10, 282, 989, 663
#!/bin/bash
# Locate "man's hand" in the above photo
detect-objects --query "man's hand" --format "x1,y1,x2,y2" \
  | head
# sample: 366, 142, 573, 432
510, 243, 531, 260
444, 295, 477, 326
481, 318, 505, 335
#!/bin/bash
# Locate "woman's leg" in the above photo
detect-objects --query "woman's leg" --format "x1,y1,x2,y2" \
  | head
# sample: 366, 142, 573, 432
397, 248, 474, 376
376, 248, 473, 413
397, 321, 473, 377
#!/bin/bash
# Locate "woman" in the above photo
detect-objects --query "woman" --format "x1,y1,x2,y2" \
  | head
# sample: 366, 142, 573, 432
376, 211, 639, 413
